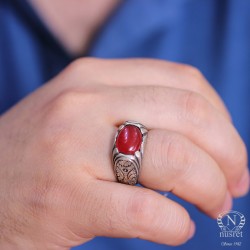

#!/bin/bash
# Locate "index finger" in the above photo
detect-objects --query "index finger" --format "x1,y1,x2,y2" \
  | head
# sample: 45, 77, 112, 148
72, 58, 231, 121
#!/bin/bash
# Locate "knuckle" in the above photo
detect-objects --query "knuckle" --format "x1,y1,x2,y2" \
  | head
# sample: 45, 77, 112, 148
125, 189, 192, 245
165, 134, 197, 179
39, 89, 102, 154
44, 89, 86, 121
181, 91, 210, 128
39, 90, 81, 152
180, 64, 204, 79
66, 57, 101, 74
126, 190, 158, 233
178, 64, 206, 92
145, 130, 196, 190
152, 131, 195, 178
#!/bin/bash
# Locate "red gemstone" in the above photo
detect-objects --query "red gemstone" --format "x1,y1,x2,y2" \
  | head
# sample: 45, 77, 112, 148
116, 125, 142, 155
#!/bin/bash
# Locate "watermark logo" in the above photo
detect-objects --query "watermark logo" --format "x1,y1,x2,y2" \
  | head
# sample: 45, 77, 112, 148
217, 210, 245, 238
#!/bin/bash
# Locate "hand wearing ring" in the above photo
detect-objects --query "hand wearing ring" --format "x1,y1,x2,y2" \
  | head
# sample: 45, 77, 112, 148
0, 58, 248, 249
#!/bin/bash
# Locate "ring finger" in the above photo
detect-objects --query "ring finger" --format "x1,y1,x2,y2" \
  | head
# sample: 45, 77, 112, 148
140, 129, 232, 218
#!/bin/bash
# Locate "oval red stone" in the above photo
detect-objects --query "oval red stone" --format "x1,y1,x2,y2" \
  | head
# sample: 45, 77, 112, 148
116, 125, 142, 155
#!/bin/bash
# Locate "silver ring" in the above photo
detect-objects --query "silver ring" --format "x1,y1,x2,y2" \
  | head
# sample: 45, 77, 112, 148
112, 121, 148, 185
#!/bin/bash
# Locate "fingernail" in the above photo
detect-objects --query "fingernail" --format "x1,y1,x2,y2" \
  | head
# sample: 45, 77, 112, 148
235, 168, 250, 196
188, 220, 195, 240
221, 191, 232, 212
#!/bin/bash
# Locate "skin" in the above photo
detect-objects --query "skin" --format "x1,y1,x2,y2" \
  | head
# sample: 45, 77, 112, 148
28, 0, 120, 54
0, 1, 249, 249
0, 58, 249, 249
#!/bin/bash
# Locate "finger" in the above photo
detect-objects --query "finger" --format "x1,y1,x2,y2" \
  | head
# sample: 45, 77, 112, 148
73, 58, 231, 121
77, 179, 195, 246
107, 86, 248, 197
140, 129, 232, 218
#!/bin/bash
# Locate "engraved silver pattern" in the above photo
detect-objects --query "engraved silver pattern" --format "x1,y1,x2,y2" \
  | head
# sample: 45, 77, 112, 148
112, 121, 148, 185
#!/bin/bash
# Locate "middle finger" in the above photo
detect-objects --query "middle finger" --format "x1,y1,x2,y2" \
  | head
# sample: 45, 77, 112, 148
140, 129, 232, 218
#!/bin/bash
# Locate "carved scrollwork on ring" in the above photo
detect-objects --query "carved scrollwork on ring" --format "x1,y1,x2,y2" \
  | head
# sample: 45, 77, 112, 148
115, 159, 138, 185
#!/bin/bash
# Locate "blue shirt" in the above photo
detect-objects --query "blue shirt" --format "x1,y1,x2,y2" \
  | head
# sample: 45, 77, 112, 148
0, 0, 249, 249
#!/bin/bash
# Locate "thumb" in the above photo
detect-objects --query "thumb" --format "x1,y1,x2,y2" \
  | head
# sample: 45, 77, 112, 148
81, 180, 195, 246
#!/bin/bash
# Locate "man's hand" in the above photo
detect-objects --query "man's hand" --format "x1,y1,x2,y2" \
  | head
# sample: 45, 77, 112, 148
0, 58, 248, 249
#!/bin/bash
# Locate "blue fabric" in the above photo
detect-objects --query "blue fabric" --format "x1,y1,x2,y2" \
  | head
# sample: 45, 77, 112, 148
0, 0, 249, 249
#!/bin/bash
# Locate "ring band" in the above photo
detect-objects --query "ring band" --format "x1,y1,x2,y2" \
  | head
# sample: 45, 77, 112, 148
112, 121, 148, 185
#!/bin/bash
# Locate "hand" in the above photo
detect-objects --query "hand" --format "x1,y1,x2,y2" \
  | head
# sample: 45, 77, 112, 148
0, 58, 248, 249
